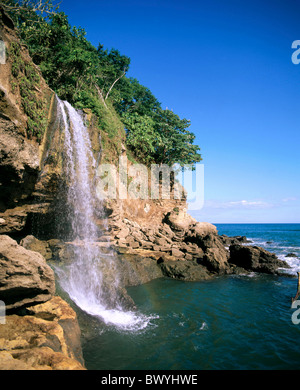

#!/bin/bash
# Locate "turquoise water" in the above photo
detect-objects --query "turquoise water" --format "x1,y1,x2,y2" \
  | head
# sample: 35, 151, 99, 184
81, 224, 300, 370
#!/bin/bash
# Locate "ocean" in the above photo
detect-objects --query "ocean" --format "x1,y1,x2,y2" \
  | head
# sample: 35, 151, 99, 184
79, 224, 300, 370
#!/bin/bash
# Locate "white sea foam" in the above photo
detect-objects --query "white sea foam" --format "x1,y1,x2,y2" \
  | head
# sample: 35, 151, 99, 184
278, 254, 300, 275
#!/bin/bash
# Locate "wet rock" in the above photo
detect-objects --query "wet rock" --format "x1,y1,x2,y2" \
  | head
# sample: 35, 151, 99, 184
286, 253, 297, 258
20, 235, 52, 260
229, 244, 290, 274
117, 253, 163, 286
159, 259, 212, 281
47, 239, 66, 260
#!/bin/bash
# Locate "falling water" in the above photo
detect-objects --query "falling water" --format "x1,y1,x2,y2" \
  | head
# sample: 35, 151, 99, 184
55, 97, 153, 330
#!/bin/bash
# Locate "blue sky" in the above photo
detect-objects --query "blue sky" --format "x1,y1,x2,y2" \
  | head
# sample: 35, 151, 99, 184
59, 0, 300, 223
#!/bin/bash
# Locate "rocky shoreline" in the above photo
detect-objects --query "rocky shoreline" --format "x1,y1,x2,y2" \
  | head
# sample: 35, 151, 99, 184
0, 208, 291, 370
0, 235, 85, 370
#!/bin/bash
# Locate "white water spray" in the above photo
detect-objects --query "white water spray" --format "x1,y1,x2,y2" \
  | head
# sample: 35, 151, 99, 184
55, 97, 154, 330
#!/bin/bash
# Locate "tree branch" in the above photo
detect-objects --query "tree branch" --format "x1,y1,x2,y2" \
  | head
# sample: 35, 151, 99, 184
104, 69, 126, 101
94, 83, 107, 109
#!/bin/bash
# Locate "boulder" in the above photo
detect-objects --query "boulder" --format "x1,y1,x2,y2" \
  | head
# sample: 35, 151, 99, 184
192, 222, 218, 237
115, 226, 130, 239
130, 241, 140, 249
185, 222, 218, 246
195, 234, 229, 273
159, 259, 212, 281
0, 297, 85, 370
0, 235, 55, 312
165, 209, 197, 232
20, 235, 52, 260
139, 241, 154, 250
171, 248, 185, 258
117, 253, 163, 286
25, 296, 84, 366
229, 244, 290, 274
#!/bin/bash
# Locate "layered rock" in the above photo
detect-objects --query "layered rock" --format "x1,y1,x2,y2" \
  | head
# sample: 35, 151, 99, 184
0, 234, 85, 370
0, 297, 85, 370
103, 207, 231, 281
0, 235, 55, 312
0, 9, 59, 238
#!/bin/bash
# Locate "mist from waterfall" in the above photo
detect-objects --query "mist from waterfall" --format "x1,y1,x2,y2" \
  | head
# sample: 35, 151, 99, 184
54, 97, 154, 331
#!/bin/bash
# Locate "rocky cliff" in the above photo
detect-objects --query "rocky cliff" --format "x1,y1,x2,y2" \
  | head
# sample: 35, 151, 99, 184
0, 7, 290, 370
0, 9, 85, 370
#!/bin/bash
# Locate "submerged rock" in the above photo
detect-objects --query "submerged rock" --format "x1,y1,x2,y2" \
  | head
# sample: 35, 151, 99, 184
0, 235, 55, 312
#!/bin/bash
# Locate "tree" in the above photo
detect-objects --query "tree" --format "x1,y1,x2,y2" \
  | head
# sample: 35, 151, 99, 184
114, 77, 161, 116
4, 0, 203, 168
96, 46, 130, 104
0, 0, 60, 26
123, 108, 202, 168
122, 112, 159, 165
16, 10, 130, 107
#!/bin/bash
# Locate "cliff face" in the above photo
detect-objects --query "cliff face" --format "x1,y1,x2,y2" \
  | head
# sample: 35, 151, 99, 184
0, 11, 86, 370
0, 8, 58, 238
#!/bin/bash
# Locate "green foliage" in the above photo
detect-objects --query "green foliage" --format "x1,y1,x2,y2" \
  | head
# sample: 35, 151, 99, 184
152, 108, 202, 167
1, 0, 60, 26
6, 0, 202, 167
122, 108, 202, 167
8, 41, 47, 141
173, 207, 180, 214
114, 77, 161, 116
122, 112, 158, 165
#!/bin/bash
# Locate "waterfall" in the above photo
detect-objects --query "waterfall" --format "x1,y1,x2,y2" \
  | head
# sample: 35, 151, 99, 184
54, 97, 153, 331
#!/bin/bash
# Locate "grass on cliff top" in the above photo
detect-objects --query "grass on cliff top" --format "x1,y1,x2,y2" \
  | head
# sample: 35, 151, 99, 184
8, 41, 49, 142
